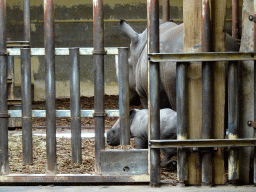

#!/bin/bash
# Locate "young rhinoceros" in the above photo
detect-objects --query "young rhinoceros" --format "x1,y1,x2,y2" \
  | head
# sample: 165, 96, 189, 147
107, 108, 177, 169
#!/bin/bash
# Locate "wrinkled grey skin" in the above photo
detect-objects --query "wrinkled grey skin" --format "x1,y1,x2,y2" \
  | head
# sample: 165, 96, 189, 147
120, 20, 240, 110
107, 108, 177, 168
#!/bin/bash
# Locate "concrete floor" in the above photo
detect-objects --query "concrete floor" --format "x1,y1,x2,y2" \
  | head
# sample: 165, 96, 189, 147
0, 185, 255, 192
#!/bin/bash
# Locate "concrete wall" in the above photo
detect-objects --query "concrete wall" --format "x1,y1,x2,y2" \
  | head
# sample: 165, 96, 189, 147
7, 0, 237, 100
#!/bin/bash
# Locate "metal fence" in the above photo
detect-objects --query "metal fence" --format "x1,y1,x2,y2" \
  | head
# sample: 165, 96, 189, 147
1, 0, 256, 187
0, 0, 149, 184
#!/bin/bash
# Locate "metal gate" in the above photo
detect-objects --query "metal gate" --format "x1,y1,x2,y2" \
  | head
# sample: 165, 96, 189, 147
1, 0, 256, 187
0, 0, 149, 184
147, 0, 256, 187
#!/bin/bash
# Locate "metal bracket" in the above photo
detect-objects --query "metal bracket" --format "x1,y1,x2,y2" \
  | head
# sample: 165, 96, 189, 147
92, 49, 107, 55
0, 113, 10, 118
93, 112, 107, 117
249, 15, 256, 23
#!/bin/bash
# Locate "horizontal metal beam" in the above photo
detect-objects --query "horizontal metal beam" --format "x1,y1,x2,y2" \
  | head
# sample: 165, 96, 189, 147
8, 110, 119, 118
0, 174, 150, 183
149, 139, 256, 148
8, 19, 233, 24
148, 52, 256, 62
7, 99, 21, 105
7, 41, 30, 48
7, 47, 118, 56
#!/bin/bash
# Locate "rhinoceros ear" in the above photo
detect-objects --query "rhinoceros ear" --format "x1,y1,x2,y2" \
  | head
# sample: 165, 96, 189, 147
120, 20, 139, 44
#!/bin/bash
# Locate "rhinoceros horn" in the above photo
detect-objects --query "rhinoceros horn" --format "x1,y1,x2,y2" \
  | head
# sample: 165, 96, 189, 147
120, 20, 139, 44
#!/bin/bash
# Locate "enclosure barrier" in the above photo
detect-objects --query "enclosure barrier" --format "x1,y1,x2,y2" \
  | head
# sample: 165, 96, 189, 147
148, 50, 256, 186
0, 0, 150, 184
1, 0, 255, 187
147, 0, 256, 186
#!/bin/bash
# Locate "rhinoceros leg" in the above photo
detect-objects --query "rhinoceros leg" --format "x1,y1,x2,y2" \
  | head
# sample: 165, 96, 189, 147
160, 148, 177, 169
134, 136, 148, 149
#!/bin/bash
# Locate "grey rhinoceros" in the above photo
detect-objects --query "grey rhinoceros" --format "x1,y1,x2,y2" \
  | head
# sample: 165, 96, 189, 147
107, 108, 177, 168
119, 20, 240, 110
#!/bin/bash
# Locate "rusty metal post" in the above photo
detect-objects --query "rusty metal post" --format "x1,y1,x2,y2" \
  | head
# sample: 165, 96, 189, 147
177, 62, 188, 184
227, 61, 239, 184
232, 0, 239, 39
69, 48, 82, 164
162, 0, 170, 23
148, 0, 160, 187
93, 0, 105, 174
0, 0, 8, 174
201, 0, 213, 186
44, 0, 56, 174
24, 0, 30, 41
21, 48, 33, 165
118, 47, 130, 145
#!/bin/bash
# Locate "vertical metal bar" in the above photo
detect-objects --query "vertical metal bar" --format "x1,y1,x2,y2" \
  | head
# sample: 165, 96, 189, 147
23, 0, 30, 41
0, 0, 8, 174
201, 0, 213, 186
69, 48, 82, 164
44, 0, 56, 174
118, 47, 130, 145
21, 48, 32, 165
148, 0, 160, 187
7, 52, 14, 99
254, 0, 256, 185
232, 0, 239, 39
177, 62, 188, 184
93, 0, 105, 174
228, 61, 239, 184
162, 0, 170, 23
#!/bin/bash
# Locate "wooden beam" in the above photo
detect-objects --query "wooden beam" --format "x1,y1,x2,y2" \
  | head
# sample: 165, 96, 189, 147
183, 0, 202, 185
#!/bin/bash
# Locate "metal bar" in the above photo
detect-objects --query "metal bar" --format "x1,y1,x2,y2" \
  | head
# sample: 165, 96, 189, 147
232, 0, 239, 39
23, 0, 30, 41
149, 139, 256, 148
162, 0, 170, 23
8, 18, 233, 24
31, 126, 112, 129
118, 48, 130, 145
201, 0, 213, 185
254, 0, 256, 185
0, 0, 8, 175
21, 48, 32, 165
44, 0, 56, 174
148, 52, 256, 62
69, 48, 81, 164
8, 48, 256, 58
7, 47, 118, 56
8, 110, 120, 118
0, 174, 150, 183
176, 62, 188, 183
228, 61, 239, 184
7, 48, 14, 100
7, 41, 30, 48
148, 0, 160, 187
93, 0, 105, 174
7, 52, 14, 80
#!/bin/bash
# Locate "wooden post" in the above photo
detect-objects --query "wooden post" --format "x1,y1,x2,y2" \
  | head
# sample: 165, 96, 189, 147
183, 0, 202, 185
184, 0, 226, 185
211, 0, 227, 185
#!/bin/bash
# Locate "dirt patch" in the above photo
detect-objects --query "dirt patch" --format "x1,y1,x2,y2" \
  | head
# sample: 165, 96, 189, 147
8, 95, 177, 181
